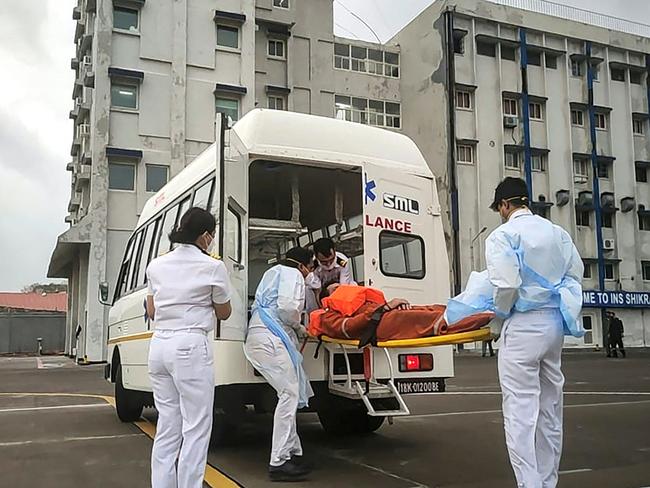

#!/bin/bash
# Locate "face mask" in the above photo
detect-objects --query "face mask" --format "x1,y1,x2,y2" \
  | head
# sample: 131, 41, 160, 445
321, 261, 336, 271
304, 272, 319, 289
205, 233, 218, 254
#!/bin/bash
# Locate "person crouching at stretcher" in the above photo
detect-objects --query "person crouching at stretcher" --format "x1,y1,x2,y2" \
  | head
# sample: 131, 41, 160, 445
308, 284, 493, 346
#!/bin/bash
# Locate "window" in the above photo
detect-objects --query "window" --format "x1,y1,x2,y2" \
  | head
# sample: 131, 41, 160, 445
527, 50, 541, 66
384, 52, 400, 78
453, 30, 465, 55
574, 158, 589, 181
115, 237, 136, 301
334, 43, 350, 70
135, 220, 158, 288
108, 162, 135, 191
456, 90, 472, 110
111, 83, 138, 109
379, 231, 425, 279
501, 45, 516, 61
639, 213, 650, 231
531, 154, 546, 172
457, 144, 473, 164
127, 231, 144, 291
146, 165, 168, 193
571, 110, 584, 126
505, 151, 521, 171
529, 102, 543, 121
633, 119, 645, 135
477, 41, 496, 57
594, 113, 607, 130
577, 210, 591, 227
273, 0, 289, 8
604, 263, 616, 281
601, 212, 613, 228
113, 6, 138, 32
611, 68, 625, 82
597, 162, 610, 179
591, 63, 600, 81
636, 166, 648, 183
503, 98, 518, 116
215, 97, 239, 122
367, 48, 383, 74
545, 54, 557, 69
643, 261, 650, 281
335, 96, 400, 128
268, 95, 285, 110
583, 262, 592, 279
582, 315, 593, 344
385, 102, 401, 128
351, 46, 367, 72
268, 39, 285, 59
192, 179, 214, 210
630, 71, 643, 85
225, 206, 242, 262
157, 205, 180, 256
216, 25, 239, 49
571, 59, 582, 77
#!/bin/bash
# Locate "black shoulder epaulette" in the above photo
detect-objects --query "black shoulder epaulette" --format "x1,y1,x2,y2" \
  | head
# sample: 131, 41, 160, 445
337, 257, 347, 268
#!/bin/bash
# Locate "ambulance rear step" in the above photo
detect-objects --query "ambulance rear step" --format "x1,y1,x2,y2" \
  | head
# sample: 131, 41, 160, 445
325, 343, 410, 417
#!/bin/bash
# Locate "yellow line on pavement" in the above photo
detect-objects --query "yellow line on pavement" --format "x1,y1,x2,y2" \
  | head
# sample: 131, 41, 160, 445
0, 393, 241, 488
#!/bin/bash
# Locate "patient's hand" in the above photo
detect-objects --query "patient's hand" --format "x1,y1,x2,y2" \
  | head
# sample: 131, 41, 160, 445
387, 298, 411, 310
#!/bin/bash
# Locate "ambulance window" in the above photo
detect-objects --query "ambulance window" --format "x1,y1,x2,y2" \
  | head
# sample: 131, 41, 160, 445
135, 219, 159, 287
170, 197, 191, 250
225, 205, 242, 263
379, 231, 425, 279
115, 236, 136, 301
157, 205, 180, 256
193, 178, 214, 210
128, 230, 144, 290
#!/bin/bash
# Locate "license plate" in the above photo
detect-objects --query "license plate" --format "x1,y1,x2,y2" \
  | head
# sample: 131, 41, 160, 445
395, 378, 442, 394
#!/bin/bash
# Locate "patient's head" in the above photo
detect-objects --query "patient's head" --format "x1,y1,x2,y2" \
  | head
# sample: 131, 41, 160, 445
319, 283, 340, 302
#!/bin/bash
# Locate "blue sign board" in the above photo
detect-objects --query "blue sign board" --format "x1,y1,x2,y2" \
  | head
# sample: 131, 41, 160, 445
582, 290, 650, 308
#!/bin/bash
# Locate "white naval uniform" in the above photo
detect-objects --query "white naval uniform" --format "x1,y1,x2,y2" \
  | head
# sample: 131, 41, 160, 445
146, 244, 232, 488
244, 265, 311, 467
486, 208, 583, 488
305, 251, 355, 312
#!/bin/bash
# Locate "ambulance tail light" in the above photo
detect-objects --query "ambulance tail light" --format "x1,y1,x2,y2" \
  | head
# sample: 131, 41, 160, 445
398, 353, 433, 372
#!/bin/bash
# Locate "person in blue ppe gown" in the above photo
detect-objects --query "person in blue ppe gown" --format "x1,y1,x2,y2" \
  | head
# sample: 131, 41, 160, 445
447, 177, 583, 488
244, 247, 315, 482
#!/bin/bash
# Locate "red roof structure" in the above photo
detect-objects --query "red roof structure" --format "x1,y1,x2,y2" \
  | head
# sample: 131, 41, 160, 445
0, 292, 67, 313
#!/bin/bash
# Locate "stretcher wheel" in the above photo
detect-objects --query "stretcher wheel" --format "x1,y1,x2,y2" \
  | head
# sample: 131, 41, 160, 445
115, 364, 144, 422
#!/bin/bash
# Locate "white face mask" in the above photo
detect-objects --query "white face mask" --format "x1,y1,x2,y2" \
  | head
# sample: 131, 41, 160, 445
205, 234, 218, 255
304, 272, 319, 289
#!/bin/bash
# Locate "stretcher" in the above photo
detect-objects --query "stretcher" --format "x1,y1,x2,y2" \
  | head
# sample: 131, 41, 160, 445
313, 328, 492, 418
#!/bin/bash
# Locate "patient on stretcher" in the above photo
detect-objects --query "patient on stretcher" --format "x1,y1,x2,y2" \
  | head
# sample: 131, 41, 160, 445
308, 284, 493, 346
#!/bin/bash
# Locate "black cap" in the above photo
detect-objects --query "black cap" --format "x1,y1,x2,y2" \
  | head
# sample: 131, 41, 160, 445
489, 177, 529, 211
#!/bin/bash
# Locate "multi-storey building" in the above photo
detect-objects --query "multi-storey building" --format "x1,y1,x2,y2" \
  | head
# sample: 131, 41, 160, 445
50, 0, 650, 362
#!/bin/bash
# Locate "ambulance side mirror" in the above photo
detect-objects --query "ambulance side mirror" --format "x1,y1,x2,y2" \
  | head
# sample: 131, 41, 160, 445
98, 282, 111, 306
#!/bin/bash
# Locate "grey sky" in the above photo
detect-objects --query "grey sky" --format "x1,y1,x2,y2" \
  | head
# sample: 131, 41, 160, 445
0, 0, 649, 291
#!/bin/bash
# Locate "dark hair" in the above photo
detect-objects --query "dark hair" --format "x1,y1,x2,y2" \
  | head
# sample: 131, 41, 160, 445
280, 247, 314, 269
169, 207, 216, 244
314, 238, 335, 257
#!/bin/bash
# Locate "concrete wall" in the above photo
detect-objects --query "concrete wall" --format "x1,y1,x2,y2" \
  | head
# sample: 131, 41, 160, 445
0, 311, 66, 354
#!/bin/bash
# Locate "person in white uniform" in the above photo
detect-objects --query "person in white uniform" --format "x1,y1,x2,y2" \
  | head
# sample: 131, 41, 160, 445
146, 207, 232, 488
484, 177, 583, 488
244, 247, 315, 482
305, 238, 355, 312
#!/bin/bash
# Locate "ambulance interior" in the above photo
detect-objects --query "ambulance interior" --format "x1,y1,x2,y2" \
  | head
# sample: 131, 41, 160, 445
247, 160, 364, 305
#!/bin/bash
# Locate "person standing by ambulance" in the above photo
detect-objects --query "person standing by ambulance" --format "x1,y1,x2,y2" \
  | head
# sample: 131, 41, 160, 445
486, 177, 584, 488
305, 238, 356, 312
244, 247, 315, 482
146, 207, 232, 488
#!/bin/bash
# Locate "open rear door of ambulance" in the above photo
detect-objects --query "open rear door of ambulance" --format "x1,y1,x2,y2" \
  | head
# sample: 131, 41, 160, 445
215, 113, 248, 341
362, 164, 448, 305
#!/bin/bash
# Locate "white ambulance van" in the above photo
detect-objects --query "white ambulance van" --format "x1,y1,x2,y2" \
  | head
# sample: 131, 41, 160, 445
104, 109, 453, 439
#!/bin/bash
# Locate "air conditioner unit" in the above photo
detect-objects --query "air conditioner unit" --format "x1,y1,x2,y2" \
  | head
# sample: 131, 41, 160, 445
503, 115, 518, 128
603, 238, 615, 251
79, 124, 91, 137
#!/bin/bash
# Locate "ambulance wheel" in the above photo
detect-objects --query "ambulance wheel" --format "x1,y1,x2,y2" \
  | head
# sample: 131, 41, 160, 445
317, 402, 385, 435
115, 364, 144, 422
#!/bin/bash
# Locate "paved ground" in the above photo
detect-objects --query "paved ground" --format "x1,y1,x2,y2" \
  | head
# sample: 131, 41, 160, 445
1, 350, 649, 487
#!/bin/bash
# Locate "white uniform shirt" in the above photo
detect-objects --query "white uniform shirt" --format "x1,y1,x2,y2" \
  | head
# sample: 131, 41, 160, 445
146, 244, 232, 332
311, 251, 355, 289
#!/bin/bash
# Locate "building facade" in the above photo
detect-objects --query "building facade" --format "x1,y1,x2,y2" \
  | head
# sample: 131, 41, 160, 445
50, 0, 650, 362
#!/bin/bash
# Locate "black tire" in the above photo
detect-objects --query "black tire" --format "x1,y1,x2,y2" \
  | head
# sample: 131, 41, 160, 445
115, 364, 144, 422
316, 395, 385, 435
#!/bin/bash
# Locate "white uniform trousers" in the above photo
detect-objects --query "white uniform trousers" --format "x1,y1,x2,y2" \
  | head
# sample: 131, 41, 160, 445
498, 310, 564, 488
244, 330, 303, 466
148, 329, 214, 488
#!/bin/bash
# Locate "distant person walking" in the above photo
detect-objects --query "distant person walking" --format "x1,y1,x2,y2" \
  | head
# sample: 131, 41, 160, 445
608, 312, 626, 358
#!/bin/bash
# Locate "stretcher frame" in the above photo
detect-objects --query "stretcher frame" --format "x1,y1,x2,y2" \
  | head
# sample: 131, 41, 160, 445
319, 328, 492, 417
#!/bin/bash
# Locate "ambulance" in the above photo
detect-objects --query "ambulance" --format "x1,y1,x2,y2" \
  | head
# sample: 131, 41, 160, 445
104, 109, 475, 440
